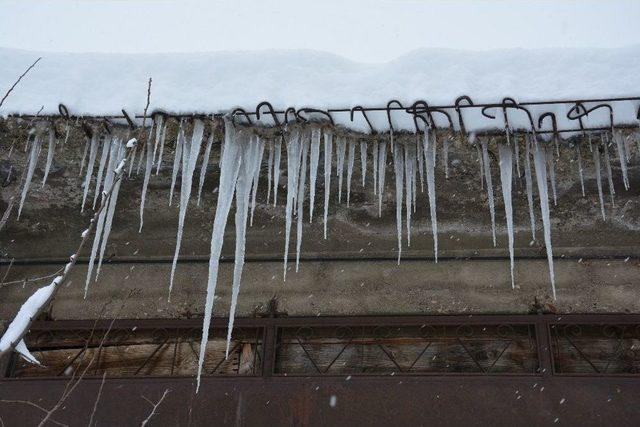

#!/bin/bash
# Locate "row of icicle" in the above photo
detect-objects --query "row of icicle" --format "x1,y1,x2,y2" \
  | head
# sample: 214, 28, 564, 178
11, 117, 637, 391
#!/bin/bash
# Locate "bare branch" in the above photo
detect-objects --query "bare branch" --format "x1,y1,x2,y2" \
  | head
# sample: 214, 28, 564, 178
88, 372, 107, 427
0, 57, 42, 109
140, 389, 171, 427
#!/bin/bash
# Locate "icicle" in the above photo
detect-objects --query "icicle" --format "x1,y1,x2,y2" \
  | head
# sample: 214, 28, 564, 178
92, 137, 111, 209
403, 142, 414, 246
336, 136, 347, 203
249, 137, 265, 226
613, 131, 630, 190
360, 140, 367, 186
295, 136, 309, 271
475, 141, 484, 190
603, 136, 615, 206
78, 140, 89, 177
547, 143, 558, 206
169, 121, 184, 206
273, 137, 282, 206
284, 131, 302, 279
513, 133, 521, 178
524, 135, 536, 241
373, 140, 379, 196
309, 129, 321, 221
41, 128, 56, 186
155, 119, 168, 175
392, 142, 404, 264
442, 137, 450, 179
17, 133, 41, 219
416, 136, 424, 192
322, 132, 333, 238
346, 140, 355, 207
95, 141, 126, 280
80, 135, 99, 213
576, 145, 586, 197
267, 140, 274, 204
197, 118, 242, 393
593, 142, 606, 220
226, 133, 259, 358
60, 123, 70, 152
151, 115, 164, 166
197, 133, 214, 206
423, 130, 438, 262
85, 139, 120, 297
498, 143, 515, 289
481, 139, 497, 246
169, 120, 204, 296
135, 135, 146, 176
377, 140, 388, 217
139, 127, 157, 231
532, 138, 556, 299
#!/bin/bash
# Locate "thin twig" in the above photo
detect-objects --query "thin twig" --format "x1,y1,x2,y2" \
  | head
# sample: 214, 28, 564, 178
140, 389, 171, 427
0, 57, 42, 109
1, 259, 14, 283
0, 400, 67, 427
87, 372, 107, 426
0, 267, 64, 288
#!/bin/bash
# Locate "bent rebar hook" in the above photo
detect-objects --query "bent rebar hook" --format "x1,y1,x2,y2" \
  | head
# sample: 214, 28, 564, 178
296, 108, 334, 126
231, 108, 253, 126
255, 101, 281, 127
454, 95, 474, 136
350, 105, 376, 134
386, 100, 405, 134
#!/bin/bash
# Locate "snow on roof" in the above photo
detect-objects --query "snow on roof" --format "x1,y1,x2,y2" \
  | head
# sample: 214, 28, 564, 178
1, 46, 640, 132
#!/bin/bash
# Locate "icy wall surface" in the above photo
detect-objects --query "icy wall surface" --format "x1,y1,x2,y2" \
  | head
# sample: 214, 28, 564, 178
1, 46, 640, 131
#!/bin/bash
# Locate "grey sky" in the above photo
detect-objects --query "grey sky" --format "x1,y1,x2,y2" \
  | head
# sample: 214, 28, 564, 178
1, 0, 639, 63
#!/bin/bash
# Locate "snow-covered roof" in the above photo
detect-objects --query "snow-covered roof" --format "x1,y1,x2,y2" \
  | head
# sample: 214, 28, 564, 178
2, 46, 640, 132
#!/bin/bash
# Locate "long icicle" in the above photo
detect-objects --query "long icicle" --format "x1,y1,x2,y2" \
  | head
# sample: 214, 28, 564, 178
481, 139, 497, 246
309, 128, 321, 221
92, 136, 111, 209
593, 141, 606, 220
85, 138, 119, 297
323, 131, 333, 238
360, 140, 367, 187
346, 140, 355, 207
267, 139, 274, 204
296, 135, 310, 271
424, 130, 438, 262
524, 135, 537, 241
603, 135, 615, 206
373, 140, 379, 196
169, 121, 184, 206
169, 120, 204, 297
41, 128, 56, 187
17, 132, 42, 219
139, 121, 157, 232
249, 137, 265, 226
613, 131, 630, 190
336, 136, 346, 203
80, 135, 99, 213
498, 143, 515, 289
155, 119, 168, 175
95, 141, 126, 280
283, 131, 301, 280
392, 141, 404, 264
403, 142, 414, 246
532, 138, 556, 299
273, 136, 282, 206
377, 140, 388, 216
197, 132, 215, 206
576, 145, 586, 197
151, 115, 164, 167
197, 118, 242, 393
225, 134, 259, 358
547, 141, 558, 206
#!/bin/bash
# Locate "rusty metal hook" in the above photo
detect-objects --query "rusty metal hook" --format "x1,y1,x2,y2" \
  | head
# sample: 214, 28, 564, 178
406, 100, 436, 129
386, 100, 405, 134
538, 112, 558, 135
58, 103, 70, 120
454, 95, 474, 135
350, 105, 376, 134
255, 101, 281, 126
231, 108, 253, 125
296, 108, 334, 126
